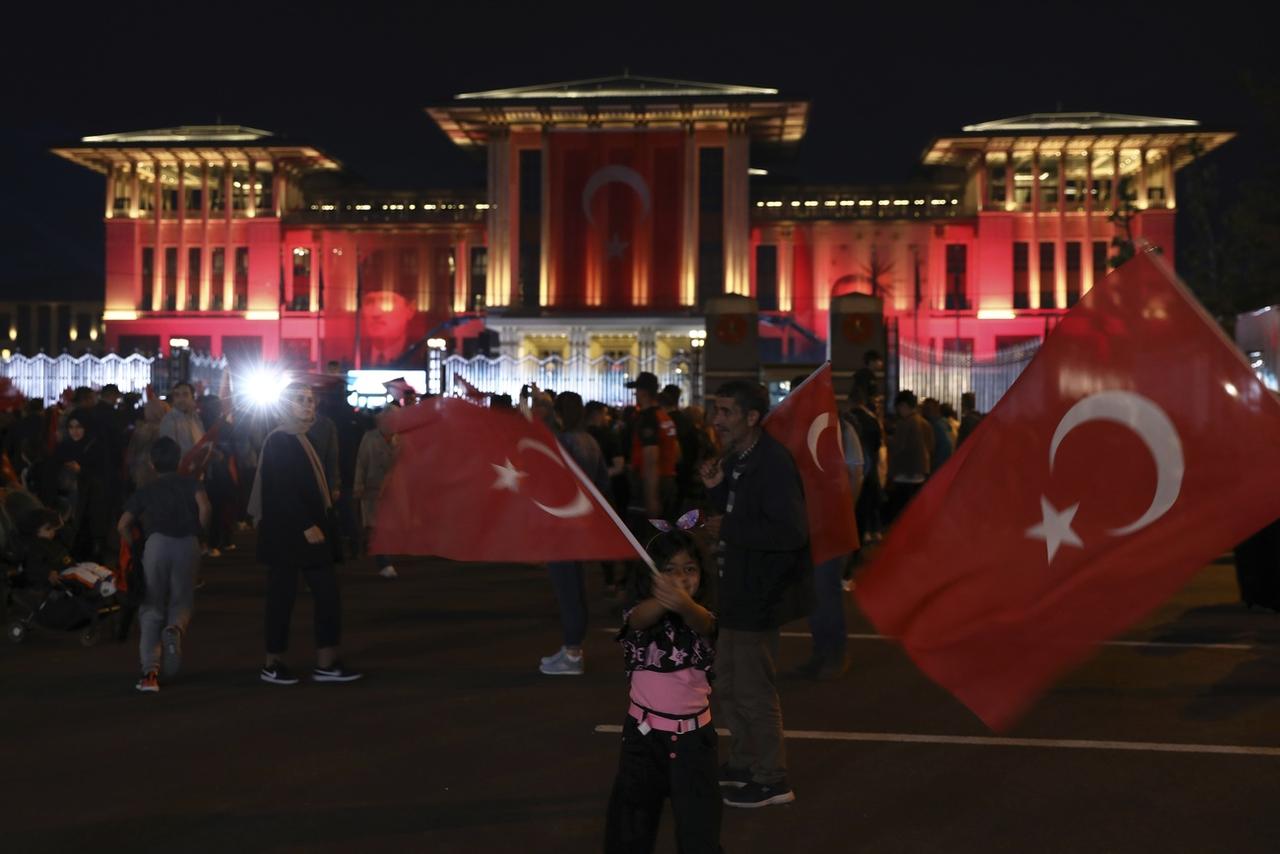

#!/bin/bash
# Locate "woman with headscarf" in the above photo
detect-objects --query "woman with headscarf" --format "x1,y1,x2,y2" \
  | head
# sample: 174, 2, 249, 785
249, 381, 362, 686
53, 408, 111, 561
126, 397, 169, 492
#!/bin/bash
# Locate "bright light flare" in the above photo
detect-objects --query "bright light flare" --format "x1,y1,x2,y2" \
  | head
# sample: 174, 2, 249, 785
238, 368, 291, 409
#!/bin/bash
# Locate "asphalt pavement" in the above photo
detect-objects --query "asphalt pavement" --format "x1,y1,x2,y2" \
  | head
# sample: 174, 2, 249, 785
4, 533, 1280, 853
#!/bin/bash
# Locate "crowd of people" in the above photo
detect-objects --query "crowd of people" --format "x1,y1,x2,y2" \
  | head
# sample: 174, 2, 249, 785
1, 359, 986, 853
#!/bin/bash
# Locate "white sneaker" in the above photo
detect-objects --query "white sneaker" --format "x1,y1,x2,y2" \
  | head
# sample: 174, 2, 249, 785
378, 566, 398, 579
539, 648, 584, 676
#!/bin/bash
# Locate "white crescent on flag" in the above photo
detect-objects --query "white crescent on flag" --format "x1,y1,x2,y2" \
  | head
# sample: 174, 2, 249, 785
515, 438, 593, 519
581, 165, 652, 226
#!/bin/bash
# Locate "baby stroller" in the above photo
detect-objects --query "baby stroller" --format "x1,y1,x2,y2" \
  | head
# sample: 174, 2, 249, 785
1, 493, 124, 647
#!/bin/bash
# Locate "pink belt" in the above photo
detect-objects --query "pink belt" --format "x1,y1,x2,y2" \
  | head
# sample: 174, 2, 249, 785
628, 702, 713, 734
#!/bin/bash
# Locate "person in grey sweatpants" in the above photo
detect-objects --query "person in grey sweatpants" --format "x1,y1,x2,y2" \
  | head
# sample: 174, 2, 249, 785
117, 437, 210, 693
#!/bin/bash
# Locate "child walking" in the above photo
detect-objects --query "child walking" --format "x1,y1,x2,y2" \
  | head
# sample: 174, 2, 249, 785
116, 437, 210, 693
605, 518, 722, 854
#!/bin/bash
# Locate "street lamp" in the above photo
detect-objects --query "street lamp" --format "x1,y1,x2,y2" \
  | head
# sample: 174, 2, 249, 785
427, 337, 447, 396
689, 328, 706, 405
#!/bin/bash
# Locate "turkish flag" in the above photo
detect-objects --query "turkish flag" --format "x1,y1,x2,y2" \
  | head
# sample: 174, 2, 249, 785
856, 249, 1280, 731
179, 418, 221, 478
764, 363, 860, 564
370, 397, 645, 563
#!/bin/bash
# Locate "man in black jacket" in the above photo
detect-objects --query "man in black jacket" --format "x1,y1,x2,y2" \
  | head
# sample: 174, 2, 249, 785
702, 380, 809, 808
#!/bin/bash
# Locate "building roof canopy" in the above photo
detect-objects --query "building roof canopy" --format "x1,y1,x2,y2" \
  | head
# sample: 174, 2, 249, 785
455, 73, 779, 101
81, 125, 275, 144
961, 112, 1201, 132
52, 125, 340, 174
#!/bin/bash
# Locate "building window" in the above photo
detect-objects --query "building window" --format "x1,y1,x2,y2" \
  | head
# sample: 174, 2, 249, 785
232, 164, 251, 213
1013, 242, 1030, 309
112, 164, 131, 213
519, 149, 542, 308
163, 247, 178, 311
1091, 150, 1114, 209
137, 163, 155, 213
187, 248, 201, 310
140, 247, 154, 310
233, 247, 249, 311
1066, 242, 1082, 307
1064, 152, 1088, 211
1093, 240, 1110, 284
470, 246, 487, 310
755, 245, 778, 311
1038, 152, 1059, 211
986, 152, 1007, 206
160, 164, 180, 217
1011, 152, 1034, 208
1039, 242, 1056, 309
185, 166, 203, 214
255, 165, 274, 215
1145, 150, 1167, 207
209, 166, 225, 214
291, 248, 312, 311
1117, 149, 1141, 205
698, 147, 725, 304
211, 248, 226, 310
944, 244, 969, 310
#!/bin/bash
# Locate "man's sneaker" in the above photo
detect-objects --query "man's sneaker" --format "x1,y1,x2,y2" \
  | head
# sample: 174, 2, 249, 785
378, 565, 399, 579
161, 625, 182, 678
313, 661, 364, 683
539, 648, 584, 676
718, 764, 752, 789
723, 780, 796, 808
261, 662, 301, 685
135, 671, 159, 693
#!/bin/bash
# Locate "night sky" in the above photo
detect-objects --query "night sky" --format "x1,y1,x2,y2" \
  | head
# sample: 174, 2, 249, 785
1, 3, 1270, 301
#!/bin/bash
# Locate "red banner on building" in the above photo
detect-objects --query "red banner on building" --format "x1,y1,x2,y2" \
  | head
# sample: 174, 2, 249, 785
547, 132, 685, 311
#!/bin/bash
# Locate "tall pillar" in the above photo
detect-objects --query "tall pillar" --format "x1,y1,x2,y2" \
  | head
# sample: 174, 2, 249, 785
103, 164, 115, 219
1083, 148, 1094, 295
680, 129, 699, 307
199, 162, 210, 310
1029, 150, 1041, 310
486, 131, 514, 308
778, 227, 794, 312
1138, 148, 1149, 209
273, 163, 285, 218
176, 160, 188, 312
223, 161, 234, 310
722, 125, 750, 296
539, 129, 553, 307
1164, 149, 1176, 209
129, 161, 140, 219
246, 159, 257, 219
454, 234, 470, 313
1056, 152, 1066, 310
152, 159, 163, 311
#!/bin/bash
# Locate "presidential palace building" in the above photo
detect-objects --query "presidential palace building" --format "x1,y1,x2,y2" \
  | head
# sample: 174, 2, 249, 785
49, 74, 1233, 401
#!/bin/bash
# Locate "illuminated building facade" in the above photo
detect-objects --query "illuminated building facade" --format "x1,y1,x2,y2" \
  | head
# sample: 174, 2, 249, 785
51, 77, 1233, 376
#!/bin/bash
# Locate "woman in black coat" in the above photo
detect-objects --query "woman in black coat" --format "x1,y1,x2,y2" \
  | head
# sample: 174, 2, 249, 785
54, 408, 111, 562
249, 382, 361, 686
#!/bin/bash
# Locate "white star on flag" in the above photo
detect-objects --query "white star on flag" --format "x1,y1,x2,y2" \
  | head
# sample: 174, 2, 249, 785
491, 458, 528, 493
1025, 496, 1084, 564
605, 232, 629, 259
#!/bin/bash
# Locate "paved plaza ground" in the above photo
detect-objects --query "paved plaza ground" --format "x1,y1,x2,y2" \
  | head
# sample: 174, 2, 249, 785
5, 532, 1280, 853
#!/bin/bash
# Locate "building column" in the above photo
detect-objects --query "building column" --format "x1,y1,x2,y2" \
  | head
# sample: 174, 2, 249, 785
1029, 150, 1041, 310
199, 162, 210, 310
152, 159, 163, 311
129, 160, 140, 219
486, 131, 514, 308
637, 326, 657, 373
311, 239, 322, 313
680, 128, 699, 307
540, 128, 553, 308
103, 164, 115, 219
778, 227, 794, 312
272, 162, 285, 218
1056, 152, 1067, 310
223, 162, 234, 310
1083, 148, 1094, 295
416, 245, 429, 313
176, 160, 188, 312
453, 234, 469, 313
246, 159, 257, 219
1138, 148, 1149, 210
1164, 150, 1176, 209
722, 125, 750, 296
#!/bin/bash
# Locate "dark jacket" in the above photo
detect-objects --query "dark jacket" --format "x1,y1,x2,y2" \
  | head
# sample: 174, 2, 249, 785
708, 431, 812, 631
256, 431, 331, 568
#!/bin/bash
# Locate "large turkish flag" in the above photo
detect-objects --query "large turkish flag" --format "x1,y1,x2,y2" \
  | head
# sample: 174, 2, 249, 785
548, 132, 684, 310
370, 398, 644, 563
764, 363, 860, 564
856, 249, 1280, 731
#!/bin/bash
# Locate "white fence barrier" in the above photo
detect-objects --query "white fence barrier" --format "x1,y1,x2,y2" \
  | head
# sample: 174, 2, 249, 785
896, 340, 1041, 413
442, 354, 689, 407
0, 353, 156, 404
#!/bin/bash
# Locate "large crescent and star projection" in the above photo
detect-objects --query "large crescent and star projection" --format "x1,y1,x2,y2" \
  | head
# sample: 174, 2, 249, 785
489, 439, 592, 519
1027, 390, 1186, 564
581, 165, 652, 225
